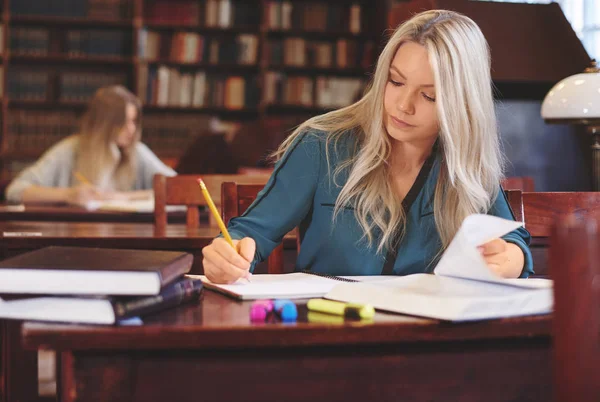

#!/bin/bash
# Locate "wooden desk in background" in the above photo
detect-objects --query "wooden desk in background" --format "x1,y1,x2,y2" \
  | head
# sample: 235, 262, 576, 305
21, 291, 552, 402
0, 204, 190, 224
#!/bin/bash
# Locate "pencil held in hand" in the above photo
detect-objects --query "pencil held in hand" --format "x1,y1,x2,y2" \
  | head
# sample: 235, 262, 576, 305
74, 171, 92, 186
197, 178, 235, 248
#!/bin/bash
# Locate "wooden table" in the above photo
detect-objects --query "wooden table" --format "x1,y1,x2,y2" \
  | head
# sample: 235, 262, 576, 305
0, 205, 190, 223
21, 291, 553, 402
0, 221, 220, 402
0, 220, 300, 402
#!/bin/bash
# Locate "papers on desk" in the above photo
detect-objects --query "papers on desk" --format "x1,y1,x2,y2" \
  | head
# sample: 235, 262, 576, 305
194, 273, 396, 300
85, 198, 186, 213
326, 214, 553, 321
200, 214, 552, 322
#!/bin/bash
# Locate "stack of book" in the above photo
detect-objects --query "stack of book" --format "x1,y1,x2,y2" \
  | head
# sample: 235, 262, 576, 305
0, 246, 202, 325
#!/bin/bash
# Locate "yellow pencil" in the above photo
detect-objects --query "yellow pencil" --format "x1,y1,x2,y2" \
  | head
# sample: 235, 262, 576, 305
74, 171, 92, 186
197, 178, 235, 248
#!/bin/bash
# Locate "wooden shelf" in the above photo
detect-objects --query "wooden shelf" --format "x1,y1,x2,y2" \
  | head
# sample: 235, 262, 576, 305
141, 59, 259, 72
8, 100, 88, 109
268, 65, 372, 77
9, 15, 134, 28
267, 29, 378, 40
143, 24, 259, 35
143, 105, 259, 119
9, 54, 133, 65
266, 104, 336, 115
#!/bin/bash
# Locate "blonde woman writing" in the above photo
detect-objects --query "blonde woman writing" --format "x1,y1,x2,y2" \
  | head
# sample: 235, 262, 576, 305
202, 10, 533, 283
5, 86, 175, 206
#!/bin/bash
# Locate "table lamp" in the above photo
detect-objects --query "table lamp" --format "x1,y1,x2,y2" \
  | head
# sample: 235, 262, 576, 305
541, 60, 600, 190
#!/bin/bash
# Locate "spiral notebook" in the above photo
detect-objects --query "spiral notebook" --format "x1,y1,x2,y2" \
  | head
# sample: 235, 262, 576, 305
191, 272, 391, 300
193, 215, 553, 321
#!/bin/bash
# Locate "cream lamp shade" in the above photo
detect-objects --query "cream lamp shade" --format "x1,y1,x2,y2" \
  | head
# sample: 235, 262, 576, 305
541, 61, 600, 191
541, 61, 600, 123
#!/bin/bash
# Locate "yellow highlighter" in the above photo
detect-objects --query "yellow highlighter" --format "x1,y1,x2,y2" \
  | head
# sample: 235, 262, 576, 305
307, 299, 375, 320
197, 178, 234, 248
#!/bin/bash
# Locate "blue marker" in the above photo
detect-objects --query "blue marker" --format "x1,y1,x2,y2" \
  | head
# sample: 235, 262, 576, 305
273, 299, 298, 322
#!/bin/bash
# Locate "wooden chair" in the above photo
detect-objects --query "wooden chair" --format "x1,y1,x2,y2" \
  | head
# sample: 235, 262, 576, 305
221, 182, 286, 274
550, 213, 600, 402
504, 190, 600, 277
153, 174, 271, 233
521, 191, 600, 237
501, 176, 535, 192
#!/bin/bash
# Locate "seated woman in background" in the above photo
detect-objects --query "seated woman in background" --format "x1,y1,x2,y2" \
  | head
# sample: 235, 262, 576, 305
202, 10, 534, 283
5, 85, 176, 206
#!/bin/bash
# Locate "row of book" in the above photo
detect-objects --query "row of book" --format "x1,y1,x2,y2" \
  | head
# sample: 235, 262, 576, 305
264, 73, 366, 109
0, 247, 203, 325
139, 30, 258, 65
9, 27, 131, 58
9, 28, 49, 55
60, 72, 128, 102
139, 65, 259, 110
4, 109, 210, 158
7, 71, 49, 101
10, 0, 132, 19
266, 38, 376, 69
6, 110, 80, 152
143, 114, 215, 155
66, 30, 132, 57
266, 1, 362, 33
144, 0, 260, 27
7, 70, 128, 102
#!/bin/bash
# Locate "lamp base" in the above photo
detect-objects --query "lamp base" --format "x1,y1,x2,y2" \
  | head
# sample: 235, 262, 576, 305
590, 127, 600, 191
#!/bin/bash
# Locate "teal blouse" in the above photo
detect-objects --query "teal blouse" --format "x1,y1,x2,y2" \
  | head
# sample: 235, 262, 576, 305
227, 130, 534, 278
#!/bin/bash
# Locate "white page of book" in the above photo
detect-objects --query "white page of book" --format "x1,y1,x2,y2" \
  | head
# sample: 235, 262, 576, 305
433, 214, 544, 287
190, 273, 395, 299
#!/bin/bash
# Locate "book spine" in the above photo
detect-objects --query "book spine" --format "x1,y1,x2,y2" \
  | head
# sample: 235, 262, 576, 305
112, 278, 202, 320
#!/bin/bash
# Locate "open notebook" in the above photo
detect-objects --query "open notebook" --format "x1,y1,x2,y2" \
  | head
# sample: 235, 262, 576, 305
197, 214, 553, 321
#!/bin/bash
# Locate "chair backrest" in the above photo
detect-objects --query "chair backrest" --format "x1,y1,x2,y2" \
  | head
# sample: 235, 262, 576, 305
550, 214, 600, 402
521, 192, 600, 237
221, 181, 285, 274
501, 176, 535, 192
504, 190, 600, 277
154, 174, 271, 233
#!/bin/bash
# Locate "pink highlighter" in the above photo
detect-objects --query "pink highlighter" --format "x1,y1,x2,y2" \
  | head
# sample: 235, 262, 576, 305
250, 299, 274, 322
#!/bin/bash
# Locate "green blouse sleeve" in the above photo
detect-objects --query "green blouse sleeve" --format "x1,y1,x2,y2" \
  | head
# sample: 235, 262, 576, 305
489, 188, 534, 278
226, 130, 323, 268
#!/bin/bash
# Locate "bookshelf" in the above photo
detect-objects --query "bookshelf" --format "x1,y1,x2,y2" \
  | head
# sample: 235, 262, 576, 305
0, 0, 387, 182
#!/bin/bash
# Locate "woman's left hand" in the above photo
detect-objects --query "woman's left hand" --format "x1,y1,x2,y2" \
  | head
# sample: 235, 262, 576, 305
478, 238, 525, 278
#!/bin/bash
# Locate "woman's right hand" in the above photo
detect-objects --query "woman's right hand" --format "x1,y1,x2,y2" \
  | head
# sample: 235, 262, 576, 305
202, 237, 255, 284
66, 184, 104, 208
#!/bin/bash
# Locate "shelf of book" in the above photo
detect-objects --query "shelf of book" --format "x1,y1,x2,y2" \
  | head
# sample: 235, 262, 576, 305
143, 24, 259, 35
141, 60, 259, 72
7, 100, 88, 109
267, 65, 372, 77
9, 16, 134, 28
266, 29, 380, 41
143, 104, 259, 117
9, 54, 134, 65
0, 0, 386, 186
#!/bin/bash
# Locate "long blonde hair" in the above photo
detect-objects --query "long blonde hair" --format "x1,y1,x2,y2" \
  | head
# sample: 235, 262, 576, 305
273, 10, 503, 253
75, 85, 142, 190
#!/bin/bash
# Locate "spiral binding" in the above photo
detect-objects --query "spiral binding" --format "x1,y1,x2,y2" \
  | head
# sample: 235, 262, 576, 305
301, 270, 359, 283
